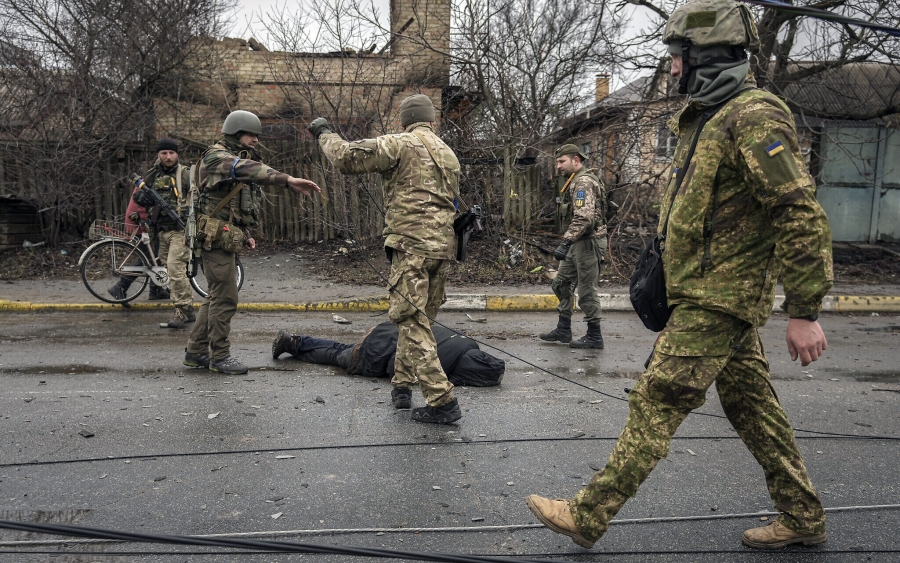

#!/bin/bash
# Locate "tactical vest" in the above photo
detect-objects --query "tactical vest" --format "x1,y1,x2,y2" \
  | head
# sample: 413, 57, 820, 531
197, 144, 263, 229
558, 169, 602, 232
145, 164, 185, 231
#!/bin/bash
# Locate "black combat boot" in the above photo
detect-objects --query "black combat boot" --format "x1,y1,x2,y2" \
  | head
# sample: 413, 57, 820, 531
148, 285, 170, 301
107, 279, 131, 308
391, 387, 412, 410
272, 330, 295, 360
570, 321, 604, 349
539, 316, 572, 343
411, 398, 462, 424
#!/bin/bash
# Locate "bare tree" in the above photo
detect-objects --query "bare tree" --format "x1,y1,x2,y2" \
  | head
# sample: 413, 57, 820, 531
0, 0, 234, 244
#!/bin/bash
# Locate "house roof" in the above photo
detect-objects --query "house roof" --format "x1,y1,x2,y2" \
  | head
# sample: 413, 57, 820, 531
774, 62, 900, 121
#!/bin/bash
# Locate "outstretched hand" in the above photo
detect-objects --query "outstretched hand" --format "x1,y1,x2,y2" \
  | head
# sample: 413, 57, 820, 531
287, 177, 321, 197
786, 318, 827, 367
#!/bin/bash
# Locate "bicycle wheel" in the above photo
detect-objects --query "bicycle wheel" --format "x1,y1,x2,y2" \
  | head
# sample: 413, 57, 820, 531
189, 256, 245, 299
81, 240, 152, 304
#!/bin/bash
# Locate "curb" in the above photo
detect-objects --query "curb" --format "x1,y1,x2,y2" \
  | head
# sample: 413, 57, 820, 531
1, 294, 899, 313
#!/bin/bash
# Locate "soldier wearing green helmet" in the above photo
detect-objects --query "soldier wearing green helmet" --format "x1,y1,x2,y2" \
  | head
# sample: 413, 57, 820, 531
184, 110, 321, 375
539, 143, 608, 349
527, 0, 833, 550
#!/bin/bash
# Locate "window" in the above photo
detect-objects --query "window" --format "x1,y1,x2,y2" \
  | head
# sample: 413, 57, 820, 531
656, 126, 677, 159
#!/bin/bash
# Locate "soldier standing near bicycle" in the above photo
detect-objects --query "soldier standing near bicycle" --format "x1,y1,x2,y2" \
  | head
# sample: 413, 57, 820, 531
308, 94, 463, 424
184, 110, 320, 375
142, 138, 194, 328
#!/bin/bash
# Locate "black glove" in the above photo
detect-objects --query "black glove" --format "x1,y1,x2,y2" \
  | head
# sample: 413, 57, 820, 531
553, 240, 572, 261
307, 117, 332, 140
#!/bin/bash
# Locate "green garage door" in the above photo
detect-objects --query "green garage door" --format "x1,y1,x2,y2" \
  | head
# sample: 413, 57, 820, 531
817, 126, 900, 242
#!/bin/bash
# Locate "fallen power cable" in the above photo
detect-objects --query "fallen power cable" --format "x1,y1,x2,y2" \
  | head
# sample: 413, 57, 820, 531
1, 504, 898, 549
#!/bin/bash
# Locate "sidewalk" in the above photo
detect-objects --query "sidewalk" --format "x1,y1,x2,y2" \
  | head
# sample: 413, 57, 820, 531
2, 252, 899, 313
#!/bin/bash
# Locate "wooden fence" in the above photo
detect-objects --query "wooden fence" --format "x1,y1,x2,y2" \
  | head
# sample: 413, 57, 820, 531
0, 139, 552, 246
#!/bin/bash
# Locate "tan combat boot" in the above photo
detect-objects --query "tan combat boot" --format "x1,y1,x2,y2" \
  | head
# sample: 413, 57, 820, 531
525, 495, 595, 548
742, 520, 827, 549
160, 307, 193, 329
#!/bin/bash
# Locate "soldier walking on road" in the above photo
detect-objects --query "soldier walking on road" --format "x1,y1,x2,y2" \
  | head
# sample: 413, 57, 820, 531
526, 0, 834, 550
539, 144, 607, 349
184, 111, 320, 375
309, 94, 463, 424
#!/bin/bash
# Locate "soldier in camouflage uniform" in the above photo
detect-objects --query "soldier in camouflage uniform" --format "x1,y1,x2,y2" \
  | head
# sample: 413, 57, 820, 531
142, 139, 194, 329
184, 110, 320, 375
309, 94, 463, 424
540, 144, 607, 348
527, 0, 833, 550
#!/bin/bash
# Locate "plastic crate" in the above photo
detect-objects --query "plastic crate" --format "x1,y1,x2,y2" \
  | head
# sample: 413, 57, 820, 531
88, 220, 133, 241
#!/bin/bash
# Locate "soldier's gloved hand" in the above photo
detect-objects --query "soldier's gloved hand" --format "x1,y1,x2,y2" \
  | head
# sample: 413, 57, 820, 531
553, 240, 572, 261
307, 118, 332, 140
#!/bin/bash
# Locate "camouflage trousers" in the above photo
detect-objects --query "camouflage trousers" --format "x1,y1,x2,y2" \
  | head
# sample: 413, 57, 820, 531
388, 250, 454, 407
158, 230, 192, 309
570, 306, 826, 541
186, 247, 238, 361
552, 237, 606, 322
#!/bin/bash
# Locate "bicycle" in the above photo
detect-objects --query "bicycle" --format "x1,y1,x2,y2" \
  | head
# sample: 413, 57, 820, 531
79, 219, 245, 305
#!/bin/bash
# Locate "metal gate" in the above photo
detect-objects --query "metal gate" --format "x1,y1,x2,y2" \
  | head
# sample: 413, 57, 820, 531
816, 126, 900, 242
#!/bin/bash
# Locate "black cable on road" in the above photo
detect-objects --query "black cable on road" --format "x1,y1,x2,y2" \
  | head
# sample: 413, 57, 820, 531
0, 520, 575, 563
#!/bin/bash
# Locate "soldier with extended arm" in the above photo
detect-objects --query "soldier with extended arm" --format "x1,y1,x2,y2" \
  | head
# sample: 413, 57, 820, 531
184, 110, 320, 375
526, 0, 833, 550
308, 94, 463, 424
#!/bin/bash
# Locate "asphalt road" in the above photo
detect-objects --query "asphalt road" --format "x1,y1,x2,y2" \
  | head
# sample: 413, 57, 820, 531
0, 309, 898, 562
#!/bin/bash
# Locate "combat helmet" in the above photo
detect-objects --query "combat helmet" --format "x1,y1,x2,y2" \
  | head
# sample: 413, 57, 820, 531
222, 110, 263, 136
663, 0, 759, 94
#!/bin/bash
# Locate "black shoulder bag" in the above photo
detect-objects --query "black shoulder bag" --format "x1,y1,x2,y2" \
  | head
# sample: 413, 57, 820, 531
629, 101, 731, 332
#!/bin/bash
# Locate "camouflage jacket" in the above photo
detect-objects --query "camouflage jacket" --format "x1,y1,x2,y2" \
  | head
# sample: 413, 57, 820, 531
142, 162, 191, 230
561, 168, 607, 242
319, 123, 459, 259
660, 85, 833, 327
196, 140, 289, 230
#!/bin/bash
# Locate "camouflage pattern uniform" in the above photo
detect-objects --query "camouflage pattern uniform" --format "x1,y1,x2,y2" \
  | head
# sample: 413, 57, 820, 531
319, 123, 459, 407
554, 169, 607, 322
187, 138, 290, 361
143, 163, 192, 312
568, 83, 833, 541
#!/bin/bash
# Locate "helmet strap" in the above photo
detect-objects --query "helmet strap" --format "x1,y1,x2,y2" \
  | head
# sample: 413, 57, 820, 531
677, 39, 692, 95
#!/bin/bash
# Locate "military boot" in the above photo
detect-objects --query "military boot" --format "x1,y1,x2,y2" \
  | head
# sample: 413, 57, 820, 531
160, 307, 193, 329
742, 520, 827, 549
148, 285, 170, 301
570, 321, 604, 349
209, 356, 249, 375
107, 280, 131, 308
525, 495, 596, 549
183, 349, 210, 369
183, 305, 196, 322
411, 398, 462, 424
272, 330, 295, 360
539, 316, 572, 343
391, 387, 412, 410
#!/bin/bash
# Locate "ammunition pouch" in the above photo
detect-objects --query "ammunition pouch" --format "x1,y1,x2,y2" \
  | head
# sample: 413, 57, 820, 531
238, 184, 263, 227
453, 205, 483, 262
196, 214, 245, 253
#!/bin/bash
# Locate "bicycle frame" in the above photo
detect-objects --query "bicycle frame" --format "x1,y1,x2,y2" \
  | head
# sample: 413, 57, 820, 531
78, 222, 170, 287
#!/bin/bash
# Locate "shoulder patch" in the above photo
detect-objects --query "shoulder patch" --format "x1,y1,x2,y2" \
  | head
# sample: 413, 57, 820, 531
574, 189, 586, 208
765, 141, 785, 157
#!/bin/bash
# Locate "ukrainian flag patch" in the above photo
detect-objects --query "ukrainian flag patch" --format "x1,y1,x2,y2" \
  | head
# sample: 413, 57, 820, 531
766, 141, 785, 157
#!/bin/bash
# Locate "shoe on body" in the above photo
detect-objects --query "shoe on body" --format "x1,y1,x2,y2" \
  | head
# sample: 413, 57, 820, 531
183, 349, 210, 369
272, 330, 293, 360
410, 398, 461, 424
209, 356, 249, 375
148, 286, 170, 301
391, 387, 412, 410
742, 520, 827, 549
525, 494, 595, 549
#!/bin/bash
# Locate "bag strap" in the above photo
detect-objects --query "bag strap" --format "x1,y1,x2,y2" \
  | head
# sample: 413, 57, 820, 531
411, 130, 469, 211
660, 92, 746, 239
209, 183, 243, 219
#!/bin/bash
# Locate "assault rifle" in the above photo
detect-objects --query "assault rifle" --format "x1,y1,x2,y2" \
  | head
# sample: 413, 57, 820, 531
129, 173, 185, 231
185, 165, 198, 277
453, 204, 483, 262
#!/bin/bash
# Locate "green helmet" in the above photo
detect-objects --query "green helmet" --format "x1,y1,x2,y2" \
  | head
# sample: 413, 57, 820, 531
222, 110, 263, 136
663, 0, 759, 53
